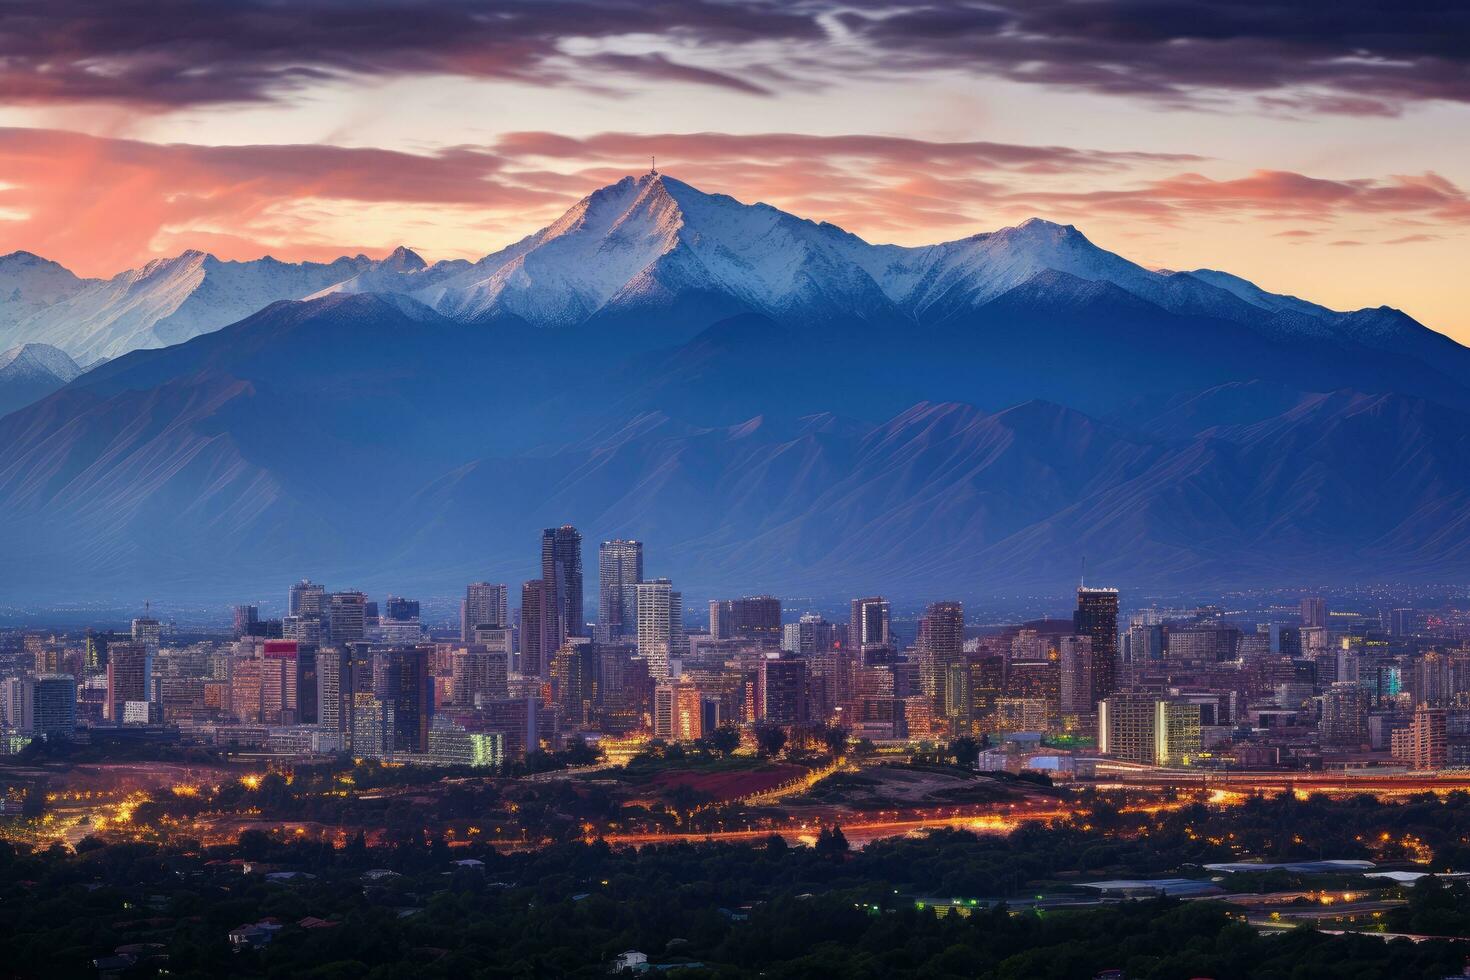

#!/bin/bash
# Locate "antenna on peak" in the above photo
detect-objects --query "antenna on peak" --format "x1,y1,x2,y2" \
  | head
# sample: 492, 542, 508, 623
1079, 556, 1086, 589
650, 155, 658, 176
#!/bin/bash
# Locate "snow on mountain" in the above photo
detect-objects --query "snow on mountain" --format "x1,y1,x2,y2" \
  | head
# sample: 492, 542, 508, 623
427, 172, 903, 326
4, 250, 384, 363
0, 251, 96, 333
0, 342, 84, 417
1, 172, 1462, 375
0, 342, 82, 383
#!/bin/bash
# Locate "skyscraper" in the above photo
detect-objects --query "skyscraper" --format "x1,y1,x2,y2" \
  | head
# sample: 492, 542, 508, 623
131, 615, 161, 656
520, 579, 547, 678
1300, 596, 1328, 629
106, 642, 151, 723
461, 582, 509, 642
849, 597, 891, 653
1074, 587, 1120, 701
327, 591, 367, 645
542, 525, 585, 643
916, 601, 964, 708
289, 579, 325, 617
636, 578, 683, 681
598, 539, 643, 641
709, 596, 782, 640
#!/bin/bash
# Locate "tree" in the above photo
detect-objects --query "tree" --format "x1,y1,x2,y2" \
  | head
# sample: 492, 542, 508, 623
707, 725, 742, 757
948, 736, 980, 768
755, 725, 788, 758
815, 824, 849, 857
824, 726, 850, 758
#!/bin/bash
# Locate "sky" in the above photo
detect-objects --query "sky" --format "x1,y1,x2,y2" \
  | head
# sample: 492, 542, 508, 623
2, 1, 1468, 340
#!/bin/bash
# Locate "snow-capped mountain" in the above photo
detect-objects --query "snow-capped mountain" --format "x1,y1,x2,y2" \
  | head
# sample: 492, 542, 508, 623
418, 173, 903, 328
0, 342, 83, 416
1, 250, 390, 364
0, 251, 96, 333
1, 171, 1463, 379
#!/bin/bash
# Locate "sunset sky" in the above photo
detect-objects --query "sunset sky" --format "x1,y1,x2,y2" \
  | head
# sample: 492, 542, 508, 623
3, 1, 1467, 340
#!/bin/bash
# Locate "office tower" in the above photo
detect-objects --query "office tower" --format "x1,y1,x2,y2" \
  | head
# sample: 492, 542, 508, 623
1300, 596, 1328, 629
636, 578, 682, 681
106, 642, 151, 723
520, 579, 547, 678
1, 675, 73, 735
916, 600, 964, 708
756, 654, 808, 726
289, 579, 326, 616
1074, 587, 1120, 701
598, 539, 643, 641
233, 605, 259, 638
131, 615, 161, 656
710, 596, 782, 640
1390, 608, 1414, 638
84, 629, 109, 672
1098, 694, 1200, 766
654, 680, 704, 740
327, 591, 367, 645
550, 638, 599, 728
849, 597, 891, 653
462, 582, 509, 642
377, 646, 432, 754
283, 614, 323, 645
317, 647, 353, 736
542, 525, 585, 642
383, 596, 419, 622
1058, 635, 1095, 715
452, 646, 510, 706
1320, 682, 1369, 749
259, 640, 300, 725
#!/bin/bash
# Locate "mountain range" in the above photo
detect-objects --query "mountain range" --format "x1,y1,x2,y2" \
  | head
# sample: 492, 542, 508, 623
1, 171, 1468, 604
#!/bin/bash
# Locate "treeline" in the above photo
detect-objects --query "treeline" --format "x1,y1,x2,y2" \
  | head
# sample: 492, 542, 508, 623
7, 792, 1470, 977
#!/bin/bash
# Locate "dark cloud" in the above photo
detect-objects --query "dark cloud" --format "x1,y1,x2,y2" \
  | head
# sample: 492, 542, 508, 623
1, 1, 1465, 113
839, 1, 1470, 114
0, 0, 819, 107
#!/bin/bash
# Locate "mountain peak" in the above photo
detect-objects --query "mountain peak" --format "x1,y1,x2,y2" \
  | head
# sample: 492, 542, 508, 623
380, 245, 427, 272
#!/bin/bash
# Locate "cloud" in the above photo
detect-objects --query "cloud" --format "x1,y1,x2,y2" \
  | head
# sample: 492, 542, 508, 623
839, 1, 1470, 115
2, 1, 1466, 115
0, 0, 819, 108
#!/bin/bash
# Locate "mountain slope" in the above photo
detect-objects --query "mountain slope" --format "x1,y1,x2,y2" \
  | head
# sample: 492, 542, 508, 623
0, 342, 83, 417
1, 293, 1469, 600
0, 252, 95, 334
1, 250, 400, 363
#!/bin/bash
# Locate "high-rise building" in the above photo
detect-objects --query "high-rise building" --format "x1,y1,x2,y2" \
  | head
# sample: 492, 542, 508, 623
1074, 588, 1120, 701
461, 582, 509, 642
327, 591, 367, 645
1098, 694, 1200, 766
756, 654, 808, 726
598, 539, 643, 641
654, 680, 704, 740
1397, 707, 1448, 771
542, 525, 585, 643
916, 601, 964, 709
233, 605, 259, 638
317, 646, 354, 737
1300, 596, 1328, 629
636, 578, 683, 681
1058, 635, 1095, 716
84, 629, 109, 672
106, 642, 152, 723
520, 579, 547, 678
1320, 682, 1369, 749
1, 675, 74, 735
378, 646, 432, 754
131, 615, 161, 656
451, 646, 510, 706
289, 579, 326, 617
710, 596, 782, 640
849, 597, 891, 653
